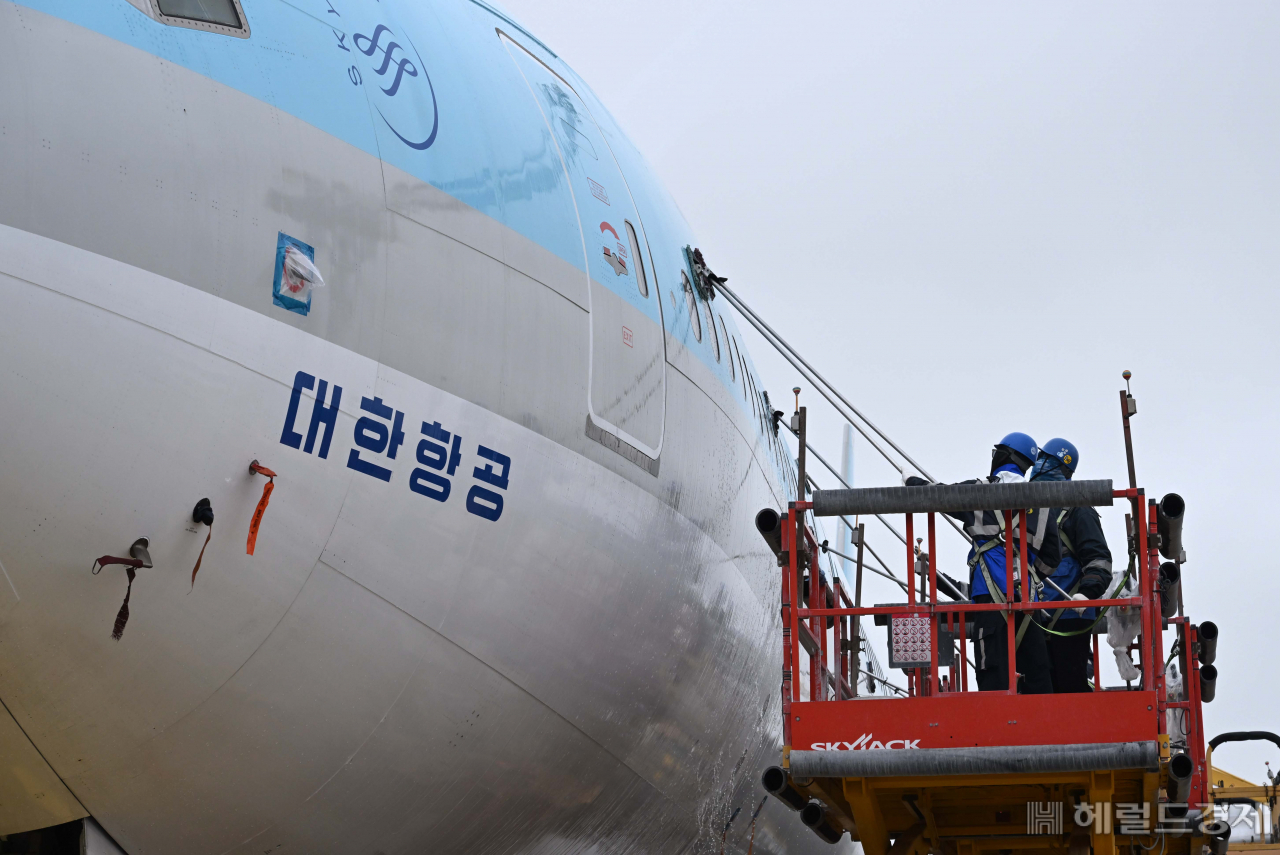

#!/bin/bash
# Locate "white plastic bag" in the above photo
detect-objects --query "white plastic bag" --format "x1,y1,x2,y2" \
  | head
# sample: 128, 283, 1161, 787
1107, 561, 1141, 682
281, 245, 325, 300
1165, 662, 1187, 742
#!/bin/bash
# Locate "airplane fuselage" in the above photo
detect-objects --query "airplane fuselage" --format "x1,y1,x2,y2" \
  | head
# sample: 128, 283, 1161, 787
0, 1, 825, 852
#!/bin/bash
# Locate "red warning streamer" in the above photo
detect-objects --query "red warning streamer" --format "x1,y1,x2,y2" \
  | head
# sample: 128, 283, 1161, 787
247, 460, 277, 556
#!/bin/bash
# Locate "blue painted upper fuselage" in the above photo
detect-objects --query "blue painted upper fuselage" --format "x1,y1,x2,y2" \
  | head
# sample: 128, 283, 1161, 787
18, 0, 795, 489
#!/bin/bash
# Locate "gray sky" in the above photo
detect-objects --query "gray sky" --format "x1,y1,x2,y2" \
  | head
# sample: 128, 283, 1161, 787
500, 0, 1280, 779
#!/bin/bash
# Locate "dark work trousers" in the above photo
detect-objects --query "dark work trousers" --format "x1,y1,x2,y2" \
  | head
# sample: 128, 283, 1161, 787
1046, 617, 1094, 693
972, 596, 1053, 693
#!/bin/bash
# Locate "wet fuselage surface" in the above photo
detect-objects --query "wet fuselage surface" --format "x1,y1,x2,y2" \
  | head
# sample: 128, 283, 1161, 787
0, 1, 838, 852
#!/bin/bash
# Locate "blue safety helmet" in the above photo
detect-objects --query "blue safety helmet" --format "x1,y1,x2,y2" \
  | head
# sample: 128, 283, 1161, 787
994, 432, 1039, 468
1039, 437, 1079, 474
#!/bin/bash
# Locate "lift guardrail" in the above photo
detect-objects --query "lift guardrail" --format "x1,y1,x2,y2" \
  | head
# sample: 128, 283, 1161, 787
758, 389, 1222, 855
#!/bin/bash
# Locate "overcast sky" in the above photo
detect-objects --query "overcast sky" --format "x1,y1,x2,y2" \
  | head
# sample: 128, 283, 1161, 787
499, 0, 1280, 779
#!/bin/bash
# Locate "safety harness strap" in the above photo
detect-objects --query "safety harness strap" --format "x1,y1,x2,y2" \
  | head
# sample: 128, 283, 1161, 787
1042, 508, 1078, 630
971, 543, 1035, 649
1057, 508, 1074, 555
969, 538, 1005, 604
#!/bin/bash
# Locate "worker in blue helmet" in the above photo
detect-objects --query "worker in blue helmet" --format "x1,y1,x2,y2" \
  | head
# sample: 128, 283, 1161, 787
1028, 438, 1114, 693
990, 432, 1039, 481
906, 432, 1059, 693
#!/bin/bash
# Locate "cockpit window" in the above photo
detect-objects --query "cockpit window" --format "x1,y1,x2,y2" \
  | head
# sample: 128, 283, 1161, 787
152, 0, 249, 36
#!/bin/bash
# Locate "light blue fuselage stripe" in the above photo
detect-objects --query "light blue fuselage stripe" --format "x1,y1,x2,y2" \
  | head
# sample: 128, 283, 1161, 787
16, 0, 793, 486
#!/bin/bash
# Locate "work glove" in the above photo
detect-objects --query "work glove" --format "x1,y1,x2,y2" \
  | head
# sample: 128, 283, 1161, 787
903, 474, 931, 487
1069, 593, 1088, 616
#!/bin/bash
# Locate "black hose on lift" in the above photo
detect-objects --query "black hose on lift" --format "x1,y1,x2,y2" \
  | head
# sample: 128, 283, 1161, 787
758, 508, 835, 625
789, 740, 1159, 778
1207, 731, 1280, 751
756, 508, 783, 559
812, 479, 1114, 518
1208, 821, 1231, 855
1198, 621, 1218, 666
1200, 664, 1218, 703
800, 801, 844, 844
1158, 493, 1186, 561
1168, 752, 1193, 805
761, 767, 807, 812
1159, 563, 1181, 619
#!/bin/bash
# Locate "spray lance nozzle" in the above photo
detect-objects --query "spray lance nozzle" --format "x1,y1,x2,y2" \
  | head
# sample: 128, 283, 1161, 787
128, 537, 153, 569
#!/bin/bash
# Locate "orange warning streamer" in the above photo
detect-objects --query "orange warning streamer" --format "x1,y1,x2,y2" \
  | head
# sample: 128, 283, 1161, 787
247, 460, 277, 556
190, 525, 212, 590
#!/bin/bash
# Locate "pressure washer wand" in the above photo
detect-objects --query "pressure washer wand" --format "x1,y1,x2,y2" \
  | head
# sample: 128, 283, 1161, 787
1040, 574, 1072, 601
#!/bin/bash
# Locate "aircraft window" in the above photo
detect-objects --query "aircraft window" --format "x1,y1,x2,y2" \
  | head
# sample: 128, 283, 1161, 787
737, 347, 748, 400
153, 0, 248, 36
724, 322, 735, 380
625, 222, 648, 298
681, 270, 702, 341
707, 302, 720, 361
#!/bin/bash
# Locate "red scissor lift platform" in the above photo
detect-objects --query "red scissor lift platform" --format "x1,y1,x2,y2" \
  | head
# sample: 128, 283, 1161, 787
762, 471, 1218, 855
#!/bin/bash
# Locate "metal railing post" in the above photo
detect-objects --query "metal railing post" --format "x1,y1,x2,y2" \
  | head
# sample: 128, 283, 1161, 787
1092, 633, 1101, 693
1185, 622, 1207, 807
853, 523, 865, 697
905, 512, 916, 696
810, 573, 819, 702
1137, 494, 1152, 691
1004, 510, 1016, 695
1120, 389, 1138, 492
1148, 497, 1164, 698
928, 512, 939, 695
781, 508, 794, 744
905, 513, 915, 606
1019, 510, 1030, 694
833, 578, 841, 697
788, 507, 802, 705
797, 406, 807, 503
818, 567, 828, 701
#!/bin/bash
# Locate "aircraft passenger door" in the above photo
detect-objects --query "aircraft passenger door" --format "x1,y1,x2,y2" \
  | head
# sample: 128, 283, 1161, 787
502, 35, 666, 472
